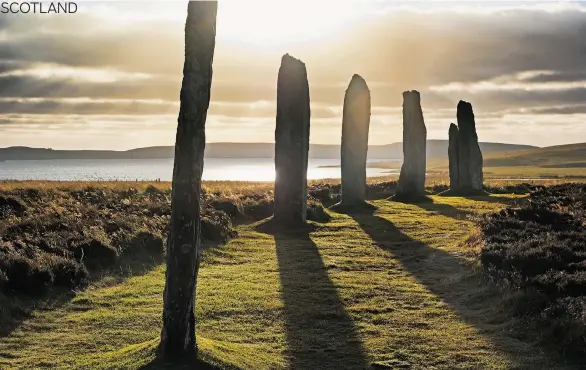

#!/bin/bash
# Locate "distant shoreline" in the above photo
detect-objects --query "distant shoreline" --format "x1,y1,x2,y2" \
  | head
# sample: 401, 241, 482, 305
319, 160, 401, 169
0, 157, 393, 182
0, 141, 537, 161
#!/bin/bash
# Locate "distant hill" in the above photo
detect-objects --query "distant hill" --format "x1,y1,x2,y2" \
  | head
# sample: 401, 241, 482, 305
0, 141, 537, 161
483, 143, 586, 168
427, 140, 536, 158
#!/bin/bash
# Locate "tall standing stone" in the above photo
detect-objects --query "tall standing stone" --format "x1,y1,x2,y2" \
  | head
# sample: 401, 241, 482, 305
159, 1, 216, 360
274, 54, 310, 224
394, 90, 427, 201
448, 123, 459, 189
340, 74, 371, 205
456, 101, 483, 190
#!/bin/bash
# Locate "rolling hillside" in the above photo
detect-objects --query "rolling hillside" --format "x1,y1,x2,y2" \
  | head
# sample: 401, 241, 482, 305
416, 142, 586, 179
483, 143, 586, 168
0, 141, 535, 161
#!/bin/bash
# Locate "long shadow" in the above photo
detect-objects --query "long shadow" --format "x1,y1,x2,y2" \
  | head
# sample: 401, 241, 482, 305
344, 206, 570, 369
346, 208, 470, 278
438, 190, 524, 205
414, 195, 526, 221
463, 195, 525, 204
139, 357, 220, 370
347, 207, 468, 276
414, 201, 476, 221
256, 220, 369, 370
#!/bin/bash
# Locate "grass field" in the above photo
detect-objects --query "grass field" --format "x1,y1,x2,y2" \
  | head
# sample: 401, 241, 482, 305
0, 188, 577, 369
481, 143, 586, 168
362, 143, 586, 179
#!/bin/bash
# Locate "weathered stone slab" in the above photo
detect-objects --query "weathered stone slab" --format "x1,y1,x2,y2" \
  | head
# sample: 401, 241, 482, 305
394, 90, 427, 201
341, 74, 371, 205
456, 101, 483, 190
160, 1, 217, 360
448, 123, 459, 189
274, 54, 311, 224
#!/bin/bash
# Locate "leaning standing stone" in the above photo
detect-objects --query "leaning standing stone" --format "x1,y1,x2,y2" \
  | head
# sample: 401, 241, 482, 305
341, 74, 371, 205
159, 1, 216, 360
394, 90, 427, 201
274, 54, 311, 224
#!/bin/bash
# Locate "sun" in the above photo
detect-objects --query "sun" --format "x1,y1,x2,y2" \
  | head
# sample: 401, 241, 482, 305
84, 1, 369, 52
216, 0, 365, 49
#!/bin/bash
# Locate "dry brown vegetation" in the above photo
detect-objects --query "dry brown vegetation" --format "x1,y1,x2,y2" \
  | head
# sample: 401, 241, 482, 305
0, 183, 235, 298
481, 183, 586, 356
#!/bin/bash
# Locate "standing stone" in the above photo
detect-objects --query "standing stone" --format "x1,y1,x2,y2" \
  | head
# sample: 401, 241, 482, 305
159, 1, 216, 361
340, 74, 371, 205
448, 123, 459, 189
274, 54, 310, 224
394, 90, 427, 201
456, 101, 483, 190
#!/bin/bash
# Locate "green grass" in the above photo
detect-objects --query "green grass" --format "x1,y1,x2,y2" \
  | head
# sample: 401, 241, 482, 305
360, 142, 586, 179
482, 166, 586, 179
0, 194, 575, 369
481, 143, 586, 168
432, 142, 586, 179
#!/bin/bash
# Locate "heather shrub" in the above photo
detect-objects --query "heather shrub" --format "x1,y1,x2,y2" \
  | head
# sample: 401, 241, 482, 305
481, 184, 586, 355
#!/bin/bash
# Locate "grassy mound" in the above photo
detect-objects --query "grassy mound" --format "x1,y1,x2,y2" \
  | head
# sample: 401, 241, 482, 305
481, 184, 586, 356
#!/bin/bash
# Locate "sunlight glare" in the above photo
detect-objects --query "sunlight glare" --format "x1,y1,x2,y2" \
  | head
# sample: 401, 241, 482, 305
84, 1, 372, 51
217, 0, 366, 48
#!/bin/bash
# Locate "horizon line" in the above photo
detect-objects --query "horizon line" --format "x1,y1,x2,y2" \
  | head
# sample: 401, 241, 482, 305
0, 139, 565, 152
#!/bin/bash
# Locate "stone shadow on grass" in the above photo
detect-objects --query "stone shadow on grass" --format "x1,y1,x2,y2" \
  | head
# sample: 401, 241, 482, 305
412, 194, 522, 221
256, 218, 369, 370
343, 205, 566, 369
343, 207, 471, 278
413, 200, 476, 221
329, 200, 377, 214
463, 195, 526, 205
389, 193, 432, 204
439, 189, 521, 205
139, 357, 221, 370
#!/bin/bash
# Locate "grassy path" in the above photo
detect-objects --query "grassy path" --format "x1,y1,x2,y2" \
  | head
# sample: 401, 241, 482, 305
0, 196, 573, 369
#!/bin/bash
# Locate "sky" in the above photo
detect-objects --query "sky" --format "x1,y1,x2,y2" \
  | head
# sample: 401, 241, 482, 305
1, 0, 586, 150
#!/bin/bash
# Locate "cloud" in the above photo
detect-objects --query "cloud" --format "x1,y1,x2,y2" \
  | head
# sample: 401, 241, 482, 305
3, 5, 585, 86
0, 98, 179, 115
524, 104, 586, 115
521, 71, 586, 84
0, 60, 30, 74
0, 73, 180, 99
0, 2, 586, 148
436, 87, 586, 114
